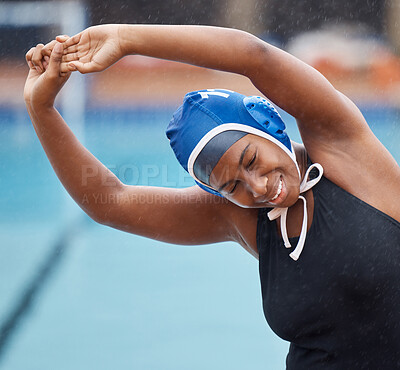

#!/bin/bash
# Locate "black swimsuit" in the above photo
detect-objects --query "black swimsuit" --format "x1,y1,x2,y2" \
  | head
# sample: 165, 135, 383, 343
257, 174, 400, 369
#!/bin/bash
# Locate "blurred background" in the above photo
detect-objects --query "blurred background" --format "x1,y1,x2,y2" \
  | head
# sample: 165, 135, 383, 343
0, 1, 399, 369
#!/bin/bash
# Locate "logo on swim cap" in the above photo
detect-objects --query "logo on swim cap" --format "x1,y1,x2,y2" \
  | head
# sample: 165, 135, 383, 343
243, 96, 290, 150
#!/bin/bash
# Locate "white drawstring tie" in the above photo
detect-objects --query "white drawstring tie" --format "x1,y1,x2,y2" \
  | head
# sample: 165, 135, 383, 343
267, 163, 323, 261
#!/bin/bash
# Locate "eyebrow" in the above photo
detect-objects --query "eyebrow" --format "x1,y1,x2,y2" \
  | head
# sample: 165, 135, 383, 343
217, 144, 250, 192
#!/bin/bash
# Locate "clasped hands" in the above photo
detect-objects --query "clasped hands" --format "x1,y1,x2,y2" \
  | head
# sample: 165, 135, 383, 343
26, 24, 123, 76
24, 24, 123, 110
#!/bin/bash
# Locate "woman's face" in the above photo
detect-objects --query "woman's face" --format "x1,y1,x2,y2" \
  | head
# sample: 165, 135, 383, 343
209, 134, 301, 208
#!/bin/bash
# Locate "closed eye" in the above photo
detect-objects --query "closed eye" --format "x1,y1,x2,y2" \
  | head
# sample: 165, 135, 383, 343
228, 181, 238, 194
247, 151, 257, 169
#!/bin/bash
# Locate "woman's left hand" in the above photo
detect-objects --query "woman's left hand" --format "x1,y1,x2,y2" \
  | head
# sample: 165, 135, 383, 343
24, 42, 71, 110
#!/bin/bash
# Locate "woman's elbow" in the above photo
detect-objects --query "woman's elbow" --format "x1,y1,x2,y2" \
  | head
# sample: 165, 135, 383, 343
238, 32, 270, 77
77, 191, 122, 226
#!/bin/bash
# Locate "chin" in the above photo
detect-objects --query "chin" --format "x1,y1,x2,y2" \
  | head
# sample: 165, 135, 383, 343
284, 190, 300, 208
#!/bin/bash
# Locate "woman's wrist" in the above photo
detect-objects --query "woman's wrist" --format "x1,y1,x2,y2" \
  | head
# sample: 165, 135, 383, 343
29, 97, 55, 115
117, 24, 138, 56
117, 24, 134, 58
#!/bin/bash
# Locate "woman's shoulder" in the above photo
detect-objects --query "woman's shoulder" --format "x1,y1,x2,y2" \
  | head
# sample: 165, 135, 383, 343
304, 127, 400, 224
223, 202, 260, 258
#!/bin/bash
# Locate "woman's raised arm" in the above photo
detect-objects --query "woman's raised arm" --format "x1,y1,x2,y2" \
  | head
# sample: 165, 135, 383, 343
25, 42, 257, 254
57, 25, 366, 140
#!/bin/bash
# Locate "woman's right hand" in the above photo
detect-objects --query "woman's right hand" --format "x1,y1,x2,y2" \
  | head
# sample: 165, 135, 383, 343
24, 42, 71, 110
57, 25, 125, 74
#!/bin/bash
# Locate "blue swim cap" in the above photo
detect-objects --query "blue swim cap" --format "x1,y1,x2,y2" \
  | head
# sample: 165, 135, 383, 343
166, 89, 299, 196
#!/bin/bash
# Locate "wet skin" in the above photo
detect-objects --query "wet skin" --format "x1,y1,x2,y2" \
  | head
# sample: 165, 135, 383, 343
209, 134, 307, 209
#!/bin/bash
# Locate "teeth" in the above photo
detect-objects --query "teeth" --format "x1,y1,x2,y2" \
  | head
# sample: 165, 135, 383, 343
271, 179, 282, 201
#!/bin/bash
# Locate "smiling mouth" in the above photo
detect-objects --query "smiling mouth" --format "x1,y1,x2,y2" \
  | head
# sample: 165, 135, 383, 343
270, 178, 283, 201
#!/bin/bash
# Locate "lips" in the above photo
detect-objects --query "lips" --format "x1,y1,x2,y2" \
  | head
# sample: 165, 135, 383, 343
268, 175, 286, 205
270, 178, 283, 201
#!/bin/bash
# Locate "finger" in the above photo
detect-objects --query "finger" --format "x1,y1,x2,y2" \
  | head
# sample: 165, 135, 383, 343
60, 62, 71, 74
63, 44, 79, 55
62, 52, 80, 63
25, 47, 35, 65
67, 61, 97, 74
60, 71, 71, 78
26, 47, 39, 73
32, 43, 45, 73
43, 55, 50, 70
56, 34, 69, 43
42, 40, 57, 57
63, 33, 82, 48
47, 42, 64, 77
42, 36, 70, 58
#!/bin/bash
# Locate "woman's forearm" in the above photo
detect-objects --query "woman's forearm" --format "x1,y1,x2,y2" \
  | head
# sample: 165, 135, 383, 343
118, 25, 263, 76
26, 103, 123, 222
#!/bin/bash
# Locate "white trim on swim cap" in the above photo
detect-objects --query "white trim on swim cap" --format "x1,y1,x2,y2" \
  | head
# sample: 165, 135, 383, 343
187, 123, 301, 191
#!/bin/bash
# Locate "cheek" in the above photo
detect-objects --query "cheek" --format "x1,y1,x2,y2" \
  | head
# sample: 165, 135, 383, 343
281, 161, 300, 185
285, 172, 300, 189
225, 190, 255, 208
224, 192, 251, 208
283, 176, 301, 206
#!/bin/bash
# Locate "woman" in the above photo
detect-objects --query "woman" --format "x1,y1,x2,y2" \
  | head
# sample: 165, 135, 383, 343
25, 25, 400, 368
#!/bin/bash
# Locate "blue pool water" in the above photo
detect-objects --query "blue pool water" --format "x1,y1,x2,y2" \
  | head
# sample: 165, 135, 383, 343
0, 106, 399, 369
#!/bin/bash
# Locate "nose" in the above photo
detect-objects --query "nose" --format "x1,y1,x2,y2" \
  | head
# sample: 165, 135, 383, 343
246, 173, 268, 197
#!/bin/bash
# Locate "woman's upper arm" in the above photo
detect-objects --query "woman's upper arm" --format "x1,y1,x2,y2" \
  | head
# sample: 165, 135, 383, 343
246, 40, 367, 140
97, 184, 255, 248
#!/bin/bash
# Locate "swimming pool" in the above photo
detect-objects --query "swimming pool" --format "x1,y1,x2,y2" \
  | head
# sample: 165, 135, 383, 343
0, 105, 399, 369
